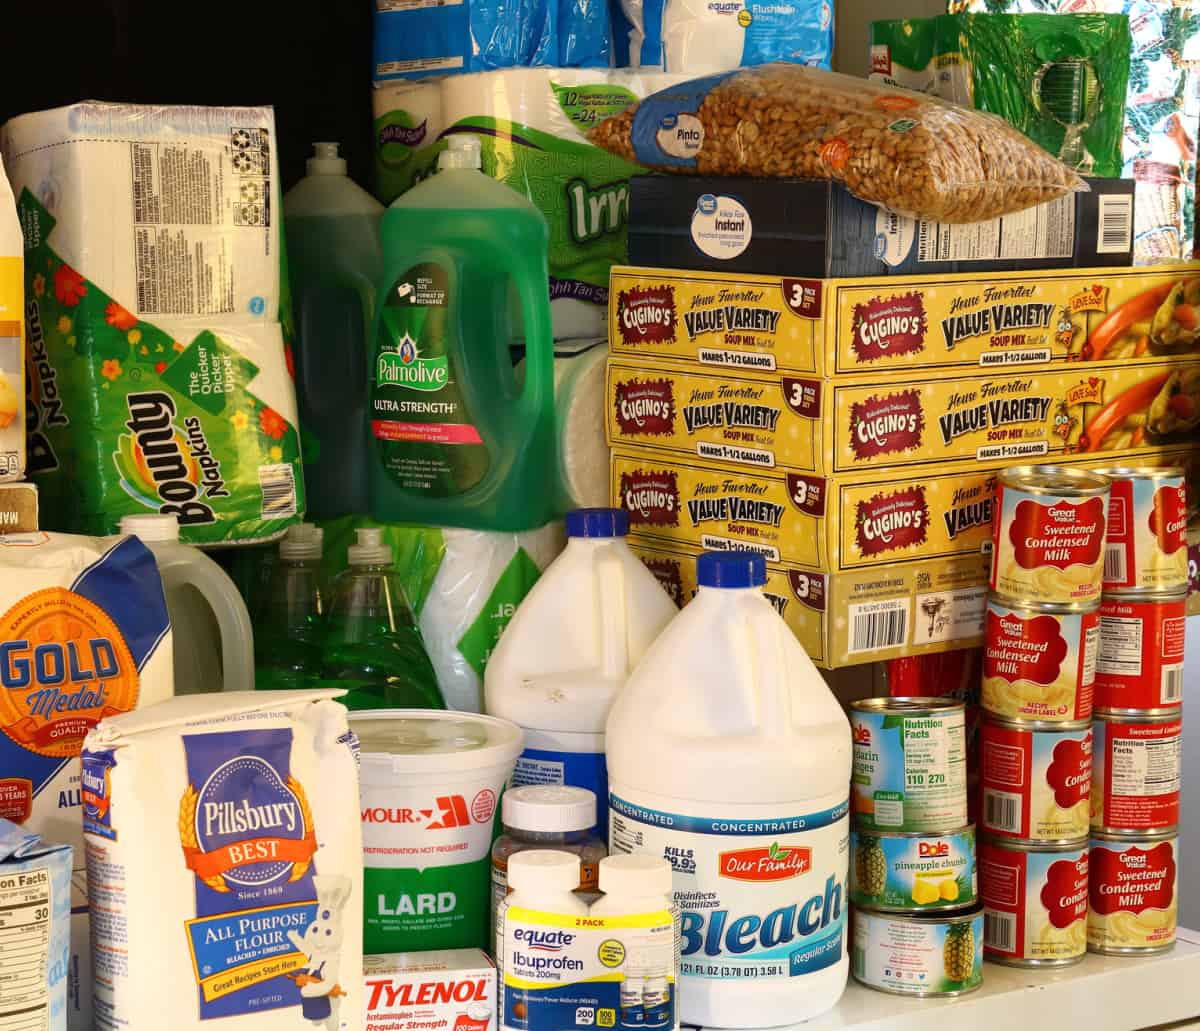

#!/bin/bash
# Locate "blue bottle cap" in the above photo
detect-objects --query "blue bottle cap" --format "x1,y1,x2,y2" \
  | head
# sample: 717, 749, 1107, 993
566, 508, 629, 538
696, 551, 766, 589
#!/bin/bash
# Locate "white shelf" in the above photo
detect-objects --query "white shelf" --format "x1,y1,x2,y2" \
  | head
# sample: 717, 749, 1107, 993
695, 928, 1200, 1031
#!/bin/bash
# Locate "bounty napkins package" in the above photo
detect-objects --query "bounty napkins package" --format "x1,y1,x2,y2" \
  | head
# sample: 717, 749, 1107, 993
0, 154, 24, 483
2, 103, 304, 545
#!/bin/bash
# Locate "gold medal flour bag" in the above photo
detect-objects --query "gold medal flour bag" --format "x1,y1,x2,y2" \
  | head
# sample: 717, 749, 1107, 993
0, 530, 174, 1030
81, 691, 362, 1031
1, 103, 304, 545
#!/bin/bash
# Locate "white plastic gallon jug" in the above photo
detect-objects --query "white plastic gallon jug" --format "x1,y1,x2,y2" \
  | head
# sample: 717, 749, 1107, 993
485, 508, 676, 834
606, 551, 852, 1027
119, 514, 254, 694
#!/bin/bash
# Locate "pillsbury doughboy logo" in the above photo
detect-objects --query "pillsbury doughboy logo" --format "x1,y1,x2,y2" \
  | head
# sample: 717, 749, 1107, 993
181, 754, 315, 891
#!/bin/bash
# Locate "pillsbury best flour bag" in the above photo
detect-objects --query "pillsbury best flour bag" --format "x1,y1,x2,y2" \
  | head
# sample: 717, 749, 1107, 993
1, 103, 304, 545
81, 691, 362, 1031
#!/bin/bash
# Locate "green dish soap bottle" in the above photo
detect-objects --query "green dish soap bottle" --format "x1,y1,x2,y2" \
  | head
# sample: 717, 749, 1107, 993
321, 527, 445, 711
284, 142, 384, 519
255, 522, 327, 692
369, 135, 555, 531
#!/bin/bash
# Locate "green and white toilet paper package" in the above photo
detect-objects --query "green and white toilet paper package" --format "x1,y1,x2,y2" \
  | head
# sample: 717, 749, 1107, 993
373, 69, 688, 340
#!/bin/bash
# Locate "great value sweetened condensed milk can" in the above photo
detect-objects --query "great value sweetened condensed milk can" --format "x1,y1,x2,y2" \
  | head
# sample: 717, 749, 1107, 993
607, 551, 852, 1027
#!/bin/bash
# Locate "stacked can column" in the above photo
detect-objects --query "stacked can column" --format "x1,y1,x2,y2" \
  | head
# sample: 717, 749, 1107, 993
1089, 466, 1186, 956
979, 465, 1108, 968
848, 698, 982, 998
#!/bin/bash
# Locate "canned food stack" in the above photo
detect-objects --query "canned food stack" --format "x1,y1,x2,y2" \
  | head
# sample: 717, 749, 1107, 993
848, 698, 983, 998
1089, 466, 1186, 958
978, 465, 1105, 969
978, 464, 1185, 969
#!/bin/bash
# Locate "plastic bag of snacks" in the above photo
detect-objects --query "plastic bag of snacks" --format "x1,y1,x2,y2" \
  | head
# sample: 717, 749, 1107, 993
589, 64, 1087, 222
871, 13, 1131, 180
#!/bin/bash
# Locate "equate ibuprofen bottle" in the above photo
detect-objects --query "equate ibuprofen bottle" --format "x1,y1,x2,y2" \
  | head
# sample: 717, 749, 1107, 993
485, 508, 676, 836
606, 551, 852, 1027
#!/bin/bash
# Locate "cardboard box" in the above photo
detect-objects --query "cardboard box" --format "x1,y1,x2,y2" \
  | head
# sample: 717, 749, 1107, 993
609, 264, 1200, 377
364, 949, 496, 1031
0, 482, 37, 532
613, 446, 1200, 575
629, 537, 990, 668
627, 176, 1135, 278
607, 356, 1200, 477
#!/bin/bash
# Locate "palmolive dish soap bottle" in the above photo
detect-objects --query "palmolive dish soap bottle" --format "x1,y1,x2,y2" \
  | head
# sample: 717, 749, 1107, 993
485, 508, 676, 838
369, 135, 555, 531
606, 551, 851, 1027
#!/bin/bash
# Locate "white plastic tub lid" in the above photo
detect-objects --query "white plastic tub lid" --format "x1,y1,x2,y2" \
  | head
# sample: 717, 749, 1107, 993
350, 709, 523, 774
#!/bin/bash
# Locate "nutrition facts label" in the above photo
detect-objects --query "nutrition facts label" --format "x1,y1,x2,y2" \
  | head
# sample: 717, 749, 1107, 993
1112, 736, 1181, 797
1097, 616, 1142, 676
0, 866, 51, 1031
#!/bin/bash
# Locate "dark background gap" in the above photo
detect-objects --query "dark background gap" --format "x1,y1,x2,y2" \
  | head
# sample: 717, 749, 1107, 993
2, 0, 374, 191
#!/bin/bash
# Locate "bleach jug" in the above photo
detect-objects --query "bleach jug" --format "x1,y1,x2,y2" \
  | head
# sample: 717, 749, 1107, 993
606, 551, 851, 1027
485, 508, 676, 836
118, 514, 254, 694
284, 142, 384, 518
369, 135, 555, 531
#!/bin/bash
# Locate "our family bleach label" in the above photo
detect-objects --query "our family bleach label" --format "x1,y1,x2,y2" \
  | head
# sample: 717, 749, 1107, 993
499, 905, 678, 1031
608, 793, 848, 983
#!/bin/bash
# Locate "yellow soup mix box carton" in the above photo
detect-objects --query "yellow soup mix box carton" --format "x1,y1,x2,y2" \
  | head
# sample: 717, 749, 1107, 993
612, 446, 1200, 575
609, 264, 1200, 377
607, 355, 1200, 476
628, 538, 990, 668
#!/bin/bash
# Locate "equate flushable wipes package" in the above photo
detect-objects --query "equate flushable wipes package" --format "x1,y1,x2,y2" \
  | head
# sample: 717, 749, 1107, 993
81, 691, 362, 1031
1, 103, 304, 545
0, 155, 24, 483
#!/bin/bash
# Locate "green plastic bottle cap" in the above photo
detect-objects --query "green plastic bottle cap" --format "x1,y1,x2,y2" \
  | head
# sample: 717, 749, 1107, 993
279, 522, 324, 560
347, 527, 392, 566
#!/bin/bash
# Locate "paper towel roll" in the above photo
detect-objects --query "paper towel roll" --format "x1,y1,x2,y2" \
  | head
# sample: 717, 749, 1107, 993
372, 80, 445, 203
420, 521, 567, 711
553, 342, 608, 509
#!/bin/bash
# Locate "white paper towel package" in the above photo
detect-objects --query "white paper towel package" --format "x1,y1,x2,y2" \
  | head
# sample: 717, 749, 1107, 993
373, 69, 687, 339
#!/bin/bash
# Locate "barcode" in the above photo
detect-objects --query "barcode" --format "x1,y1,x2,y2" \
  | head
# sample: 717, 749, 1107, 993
848, 600, 908, 653
984, 789, 1023, 834
1162, 665, 1184, 703
259, 463, 297, 519
1104, 544, 1127, 584
1096, 195, 1133, 254
985, 909, 1016, 952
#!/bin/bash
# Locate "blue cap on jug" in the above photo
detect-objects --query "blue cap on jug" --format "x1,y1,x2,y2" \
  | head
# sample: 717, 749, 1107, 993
697, 550, 767, 589
566, 508, 629, 538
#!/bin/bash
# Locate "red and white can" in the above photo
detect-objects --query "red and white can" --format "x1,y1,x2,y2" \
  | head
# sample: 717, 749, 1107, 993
1087, 831, 1178, 955
979, 717, 1091, 845
1091, 711, 1181, 834
978, 837, 1089, 967
1094, 466, 1189, 594
981, 598, 1098, 722
990, 466, 1109, 607
1094, 592, 1186, 713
